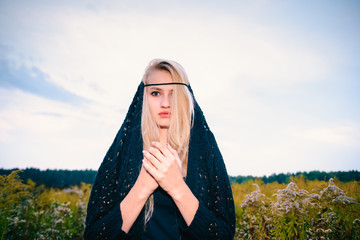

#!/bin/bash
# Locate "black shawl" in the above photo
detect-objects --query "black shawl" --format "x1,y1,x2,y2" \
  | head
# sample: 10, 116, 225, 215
84, 82, 235, 240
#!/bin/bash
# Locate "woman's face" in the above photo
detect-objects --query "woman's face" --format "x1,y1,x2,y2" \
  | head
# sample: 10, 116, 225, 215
146, 69, 174, 129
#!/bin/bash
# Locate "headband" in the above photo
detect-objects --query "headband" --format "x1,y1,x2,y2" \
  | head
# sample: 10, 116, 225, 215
144, 82, 189, 87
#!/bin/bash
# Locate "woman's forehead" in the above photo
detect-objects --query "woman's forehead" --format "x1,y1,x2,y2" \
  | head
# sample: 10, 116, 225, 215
147, 69, 173, 84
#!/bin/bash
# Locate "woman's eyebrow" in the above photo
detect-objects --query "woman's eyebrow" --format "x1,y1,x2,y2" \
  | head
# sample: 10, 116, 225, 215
148, 87, 174, 92
148, 87, 163, 91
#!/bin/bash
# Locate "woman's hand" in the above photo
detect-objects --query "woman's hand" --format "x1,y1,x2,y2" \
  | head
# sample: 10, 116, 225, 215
137, 164, 159, 197
143, 141, 199, 226
142, 142, 185, 198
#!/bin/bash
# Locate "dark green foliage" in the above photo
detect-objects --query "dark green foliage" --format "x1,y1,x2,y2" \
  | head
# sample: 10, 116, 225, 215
0, 168, 97, 188
229, 170, 360, 185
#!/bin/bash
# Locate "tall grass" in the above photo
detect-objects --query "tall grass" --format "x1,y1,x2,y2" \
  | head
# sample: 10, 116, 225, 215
233, 176, 360, 239
1, 171, 359, 239
0, 170, 90, 240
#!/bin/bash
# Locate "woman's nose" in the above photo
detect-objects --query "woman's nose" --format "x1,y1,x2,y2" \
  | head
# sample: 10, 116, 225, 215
161, 95, 171, 108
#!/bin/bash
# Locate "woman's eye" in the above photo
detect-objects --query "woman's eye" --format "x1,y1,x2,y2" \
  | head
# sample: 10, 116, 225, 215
151, 91, 160, 96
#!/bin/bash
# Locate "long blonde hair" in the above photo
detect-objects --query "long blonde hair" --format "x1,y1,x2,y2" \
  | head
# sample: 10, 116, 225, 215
141, 59, 194, 223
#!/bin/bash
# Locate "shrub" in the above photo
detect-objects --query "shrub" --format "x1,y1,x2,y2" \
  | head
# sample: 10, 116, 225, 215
234, 177, 360, 240
0, 171, 90, 240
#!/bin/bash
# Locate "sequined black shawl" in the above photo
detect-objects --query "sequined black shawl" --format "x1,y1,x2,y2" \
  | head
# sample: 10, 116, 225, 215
84, 82, 235, 240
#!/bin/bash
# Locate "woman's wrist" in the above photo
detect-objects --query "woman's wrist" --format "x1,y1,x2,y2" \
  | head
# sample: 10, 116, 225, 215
170, 180, 199, 226
133, 178, 155, 200
169, 179, 191, 202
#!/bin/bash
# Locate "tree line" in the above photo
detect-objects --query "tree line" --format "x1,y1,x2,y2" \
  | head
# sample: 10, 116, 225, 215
230, 170, 360, 184
0, 168, 359, 188
0, 168, 97, 188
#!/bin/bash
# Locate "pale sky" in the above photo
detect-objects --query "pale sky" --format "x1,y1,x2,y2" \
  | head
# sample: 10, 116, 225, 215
0, 0, 359, 176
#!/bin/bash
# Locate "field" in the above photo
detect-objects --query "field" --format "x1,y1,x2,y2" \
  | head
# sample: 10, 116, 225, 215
232, 176, 360, 239
1, 170, 359, 239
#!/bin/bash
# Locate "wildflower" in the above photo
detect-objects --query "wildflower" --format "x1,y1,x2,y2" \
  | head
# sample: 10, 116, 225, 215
353, 219, 360, 225
240, 184, 265, 209
55, 219, 64, 224
271, 181, 310, 216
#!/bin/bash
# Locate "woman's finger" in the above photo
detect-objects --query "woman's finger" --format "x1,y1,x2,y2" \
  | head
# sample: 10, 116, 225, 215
143, 150, 161, 170
165, 143, 183, 168
166, 143, 178, 156
142, 159, 159, 179
148, 146, 167, 163
151, 141, 172, 158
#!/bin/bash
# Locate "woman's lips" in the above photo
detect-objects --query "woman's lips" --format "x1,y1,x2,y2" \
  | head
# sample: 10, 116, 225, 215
159, 112, 171, 118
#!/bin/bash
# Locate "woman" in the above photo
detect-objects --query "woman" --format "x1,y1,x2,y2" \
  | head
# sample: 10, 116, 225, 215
84, 59, 235, 240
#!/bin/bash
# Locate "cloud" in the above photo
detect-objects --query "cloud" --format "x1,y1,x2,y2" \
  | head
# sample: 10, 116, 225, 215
0, 52, 85, 104
0, 88, 123, 170
289, 124, 360, 148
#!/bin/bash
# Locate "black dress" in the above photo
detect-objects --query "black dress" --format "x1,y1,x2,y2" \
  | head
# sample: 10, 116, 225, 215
143, 188, 181, 240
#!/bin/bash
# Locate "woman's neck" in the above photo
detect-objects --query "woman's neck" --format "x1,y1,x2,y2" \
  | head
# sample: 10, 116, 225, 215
159, 128, 168, 144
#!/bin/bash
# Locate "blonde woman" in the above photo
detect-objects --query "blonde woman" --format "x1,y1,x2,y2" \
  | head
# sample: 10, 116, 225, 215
84, 59, 235, 240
